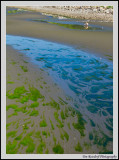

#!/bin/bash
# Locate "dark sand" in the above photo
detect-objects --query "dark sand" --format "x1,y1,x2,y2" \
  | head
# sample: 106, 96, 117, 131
6, 9, 113, 59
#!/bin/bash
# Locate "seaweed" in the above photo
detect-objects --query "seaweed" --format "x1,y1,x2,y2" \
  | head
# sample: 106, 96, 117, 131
29, 110, 39, 116
20, 66, 28, 72
37, 141, 46, 154
29, 86, 44, 101
49, 119, 54, 130
72, 111, 85, 136
7, 86, 27, 99
54, 111, 64, 128
6, 104, 18, 111
45, 99, 60, 110
60, 110, 66, 120
15, 134, 23, 141
29, 102, 39, 108
20, 135, 35, 153
6, 140, 18, 154
42, 131, 47, 138
39, 116, 47, 127
53, 143, 64, 154
7, 131, 17, 138
75, 142, 83, 152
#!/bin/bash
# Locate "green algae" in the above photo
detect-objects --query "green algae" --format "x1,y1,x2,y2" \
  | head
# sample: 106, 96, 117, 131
58, 97, 68, 105
42, 131, 47, 138
20, 66, 28, 72
43, 99, 60, 110
7, 81, 14, 84
35, 131, 41, 139
53, 135, 57, 144
29, 86, 44, 101
8, 111, 18, 118
83, 142, 91, 150
15, 134, 23, 141
60, 132, 64, 140
6, 104, 18, 111
8, 10, 18, 14
40, 114, 47, 127
17, 73, 21, 76
20, 135, 35, 153
45, 149, 49, 154
20, 135, 33, 146
26, 143, 35, 153
72, 112, 85, 136
22, 123, 29, 130
37, 141, 46, 154
29, 110, 39, 116
7, 86, 27, 99
71, 108, 76, 117
49, 22, 97, 31
60, 130, 69, 141
75, 142, 83, 152
54, 111, 64, 128
7, 131, 17, 138
30, 102, 39, 108
64, 130, 69, 141
67, 122, 71, 129
53, 143, 64, 154
11, 61, 16, 65
34, 19, 100, 30
6, 122, 12, 130
49, 119, 54, 130
40, 85, 43, 89
20, 95, 29, 104
6, 140, 18, 154
60, 110, 66, 120
43, 81, 47, 84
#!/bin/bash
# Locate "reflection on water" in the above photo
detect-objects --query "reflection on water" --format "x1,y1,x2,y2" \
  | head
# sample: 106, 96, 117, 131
6, 35, 113, 146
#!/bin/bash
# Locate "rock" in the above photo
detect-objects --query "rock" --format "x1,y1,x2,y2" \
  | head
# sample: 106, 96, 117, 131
99, 7, 104, 12
93, 9, 98, 12
105, 9, 110, 14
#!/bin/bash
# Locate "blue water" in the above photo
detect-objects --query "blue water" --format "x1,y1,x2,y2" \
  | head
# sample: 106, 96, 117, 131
6, 35, 113, 132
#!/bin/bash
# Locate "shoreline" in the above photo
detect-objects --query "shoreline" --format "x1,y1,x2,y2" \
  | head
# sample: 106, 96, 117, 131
6, 7, 113, 58
9, 6, 113, 22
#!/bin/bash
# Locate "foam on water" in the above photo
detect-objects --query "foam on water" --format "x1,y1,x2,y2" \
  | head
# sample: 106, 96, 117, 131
6, 35, 113, 136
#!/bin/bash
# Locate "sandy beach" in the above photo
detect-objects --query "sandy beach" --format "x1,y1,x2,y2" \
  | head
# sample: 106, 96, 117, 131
6, 7, 113, 58
6, 7, 113, 154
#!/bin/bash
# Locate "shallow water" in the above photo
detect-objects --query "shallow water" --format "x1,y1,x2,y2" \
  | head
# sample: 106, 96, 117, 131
6, 35, 113, 138
31, 13, 112, 32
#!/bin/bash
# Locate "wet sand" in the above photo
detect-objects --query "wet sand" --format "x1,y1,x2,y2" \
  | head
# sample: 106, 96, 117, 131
6, 8, 113, 58
6, 45, 104, 154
